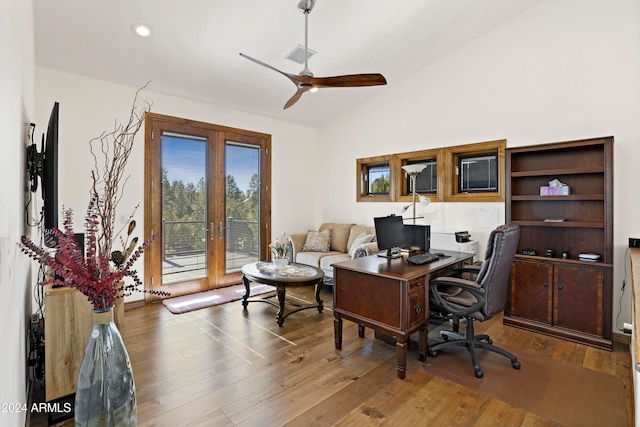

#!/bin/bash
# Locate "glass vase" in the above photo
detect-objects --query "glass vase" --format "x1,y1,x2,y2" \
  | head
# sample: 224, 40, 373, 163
272, 257, 288, 269
75, 306, 136, 426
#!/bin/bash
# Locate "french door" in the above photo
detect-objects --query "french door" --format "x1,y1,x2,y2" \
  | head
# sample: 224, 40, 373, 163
144, 113, 271, 300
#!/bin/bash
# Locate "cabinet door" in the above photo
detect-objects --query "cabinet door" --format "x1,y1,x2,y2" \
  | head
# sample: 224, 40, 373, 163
509, 260, 553, 324
554, 264, 604, 336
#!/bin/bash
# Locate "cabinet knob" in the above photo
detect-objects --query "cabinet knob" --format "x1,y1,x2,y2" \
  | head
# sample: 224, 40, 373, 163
414, 304, 422, 314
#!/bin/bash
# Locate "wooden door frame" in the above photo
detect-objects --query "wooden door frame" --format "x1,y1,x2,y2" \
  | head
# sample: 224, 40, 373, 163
143, 112, 271, 302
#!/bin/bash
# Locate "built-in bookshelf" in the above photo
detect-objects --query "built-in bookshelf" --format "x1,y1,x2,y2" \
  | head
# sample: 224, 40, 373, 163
504, 136, 613, 350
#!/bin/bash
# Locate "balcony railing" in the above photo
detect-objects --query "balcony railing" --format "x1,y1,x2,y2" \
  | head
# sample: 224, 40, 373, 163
162, 218, 260, 282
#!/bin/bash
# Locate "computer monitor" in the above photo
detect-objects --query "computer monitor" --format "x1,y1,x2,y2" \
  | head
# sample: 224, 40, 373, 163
374, 215, 406, 258
404, 224, 430, 253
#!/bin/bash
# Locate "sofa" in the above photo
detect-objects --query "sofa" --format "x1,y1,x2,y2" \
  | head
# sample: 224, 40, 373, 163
289, 223, 379, 282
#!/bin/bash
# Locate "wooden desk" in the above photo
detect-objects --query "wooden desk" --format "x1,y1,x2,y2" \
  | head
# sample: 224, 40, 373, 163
332, 250, 473, 379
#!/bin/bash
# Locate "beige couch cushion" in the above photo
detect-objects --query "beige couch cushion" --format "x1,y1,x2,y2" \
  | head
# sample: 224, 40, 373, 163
347, 225, 376, 251
319, 223, 354, 253
319, 253, 351, 276
295, 251, 342, 269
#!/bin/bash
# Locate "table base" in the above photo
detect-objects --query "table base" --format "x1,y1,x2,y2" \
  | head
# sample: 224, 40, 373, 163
242, 275, 324, 326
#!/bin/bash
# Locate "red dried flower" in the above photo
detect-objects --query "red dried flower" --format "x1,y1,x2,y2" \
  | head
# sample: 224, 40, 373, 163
20, 195, 167, 310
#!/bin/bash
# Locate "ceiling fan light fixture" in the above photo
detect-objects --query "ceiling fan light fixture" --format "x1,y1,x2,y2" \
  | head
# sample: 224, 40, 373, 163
309, 87, 319, 93
131, 23, 152, 38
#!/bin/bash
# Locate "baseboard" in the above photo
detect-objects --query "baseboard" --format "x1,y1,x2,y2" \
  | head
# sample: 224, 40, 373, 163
124, 299, 145, 310
613, 331, 631, 346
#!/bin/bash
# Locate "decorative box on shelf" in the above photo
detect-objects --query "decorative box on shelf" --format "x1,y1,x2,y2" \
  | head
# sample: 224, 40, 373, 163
540, 185, 570, 196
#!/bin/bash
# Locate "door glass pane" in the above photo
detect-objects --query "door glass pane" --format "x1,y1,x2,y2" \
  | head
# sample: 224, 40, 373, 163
161, 133, 207, 284
225, 142, 260, 272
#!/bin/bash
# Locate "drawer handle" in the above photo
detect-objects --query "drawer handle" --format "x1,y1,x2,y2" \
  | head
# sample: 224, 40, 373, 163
415, 304, 422, 314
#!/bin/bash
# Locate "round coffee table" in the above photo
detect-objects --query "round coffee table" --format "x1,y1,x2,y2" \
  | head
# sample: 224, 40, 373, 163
241, 262, 324, 326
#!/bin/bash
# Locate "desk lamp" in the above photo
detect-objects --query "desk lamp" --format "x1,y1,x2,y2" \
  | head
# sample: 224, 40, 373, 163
401, 164, 429, 224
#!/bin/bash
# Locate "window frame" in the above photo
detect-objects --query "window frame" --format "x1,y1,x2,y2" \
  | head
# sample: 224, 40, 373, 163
356, 140, 505, 203
356, 155, 394, 202
396, 148, 445, 203
445, 140, 505, 202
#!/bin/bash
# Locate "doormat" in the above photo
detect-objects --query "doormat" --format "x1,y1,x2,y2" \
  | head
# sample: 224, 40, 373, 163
423, 341, 627, 427
162, 283, 275, 314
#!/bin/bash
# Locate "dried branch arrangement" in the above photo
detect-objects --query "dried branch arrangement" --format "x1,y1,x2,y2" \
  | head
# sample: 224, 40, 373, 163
90, 82, 151, 259
20, 84, 169, 308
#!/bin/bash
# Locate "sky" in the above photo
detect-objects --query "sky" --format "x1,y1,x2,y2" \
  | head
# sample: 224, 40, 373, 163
162, 135, 259, 192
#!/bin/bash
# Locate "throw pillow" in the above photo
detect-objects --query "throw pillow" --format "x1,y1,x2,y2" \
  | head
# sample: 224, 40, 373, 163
348, 232, 374, 258
351, 244, 370, 259
302, 229, 332, 252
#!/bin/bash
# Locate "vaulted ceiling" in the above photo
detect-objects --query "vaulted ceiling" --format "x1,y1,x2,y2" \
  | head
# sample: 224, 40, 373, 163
35, 0, 542, 128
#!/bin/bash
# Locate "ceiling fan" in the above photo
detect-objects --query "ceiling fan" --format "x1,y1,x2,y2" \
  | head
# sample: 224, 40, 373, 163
239, 0, 387, 109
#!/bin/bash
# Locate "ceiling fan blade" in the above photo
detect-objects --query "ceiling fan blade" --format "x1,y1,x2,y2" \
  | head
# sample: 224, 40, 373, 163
241, 2, 387, 109
283, 86, 313, 109
239, 53, 301, 86
307, 73, 387, 88
284, 90, 304, 110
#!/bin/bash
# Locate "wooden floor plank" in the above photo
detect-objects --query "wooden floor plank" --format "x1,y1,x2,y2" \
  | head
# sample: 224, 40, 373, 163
29, 285, 632, 427
473, 399, 527, 427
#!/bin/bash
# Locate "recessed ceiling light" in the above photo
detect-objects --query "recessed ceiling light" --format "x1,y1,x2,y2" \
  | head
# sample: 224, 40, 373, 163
131, 23, 152, 38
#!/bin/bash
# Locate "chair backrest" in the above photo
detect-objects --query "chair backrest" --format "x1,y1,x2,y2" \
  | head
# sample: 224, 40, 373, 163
475, 224, 520, 318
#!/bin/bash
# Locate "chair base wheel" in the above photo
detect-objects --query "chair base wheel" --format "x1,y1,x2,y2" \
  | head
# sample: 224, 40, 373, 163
512, 360, 521, 369
474, 369, 484, 378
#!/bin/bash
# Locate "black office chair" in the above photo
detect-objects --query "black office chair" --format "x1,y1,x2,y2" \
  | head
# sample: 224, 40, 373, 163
428, 224, 521, 378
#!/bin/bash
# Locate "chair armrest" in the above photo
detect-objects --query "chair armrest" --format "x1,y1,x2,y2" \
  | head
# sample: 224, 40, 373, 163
456, 264, 482, 275
452, 263, 482, 279
430, 277, 485, 318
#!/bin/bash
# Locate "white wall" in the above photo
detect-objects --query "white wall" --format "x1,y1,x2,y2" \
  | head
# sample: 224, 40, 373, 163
317, 0, 640, 329
34, 68, 320, 301
0, 0, 35, 425
8, 3, 638, 421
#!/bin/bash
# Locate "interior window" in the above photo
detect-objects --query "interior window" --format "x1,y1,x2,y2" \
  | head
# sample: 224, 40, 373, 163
357, 155, 393, 202
406, 159, 437, 194
367, 163, 391, 195
357, 140, 505, 203
458, 153, 498, 193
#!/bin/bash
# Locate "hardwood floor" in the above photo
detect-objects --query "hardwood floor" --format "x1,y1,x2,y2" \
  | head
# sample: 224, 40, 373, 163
32, 285, 633, 426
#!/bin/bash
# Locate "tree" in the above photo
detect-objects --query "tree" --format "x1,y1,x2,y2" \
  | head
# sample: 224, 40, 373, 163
371, 174, 390, 193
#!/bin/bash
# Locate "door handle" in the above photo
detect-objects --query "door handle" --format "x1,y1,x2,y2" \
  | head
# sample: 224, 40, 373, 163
210, 222, 214, 240
219, 222, 224, 239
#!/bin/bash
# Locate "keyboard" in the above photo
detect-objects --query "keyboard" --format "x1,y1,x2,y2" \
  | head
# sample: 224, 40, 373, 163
407, 253, 440, 265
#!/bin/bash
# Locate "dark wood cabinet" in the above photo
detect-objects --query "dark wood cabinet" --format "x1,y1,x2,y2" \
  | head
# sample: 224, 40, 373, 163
509, 260, 553, 324
504, 137, 613, 350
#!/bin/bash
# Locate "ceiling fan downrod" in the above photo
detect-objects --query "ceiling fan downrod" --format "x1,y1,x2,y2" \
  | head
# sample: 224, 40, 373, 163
297, 0, 315, 77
